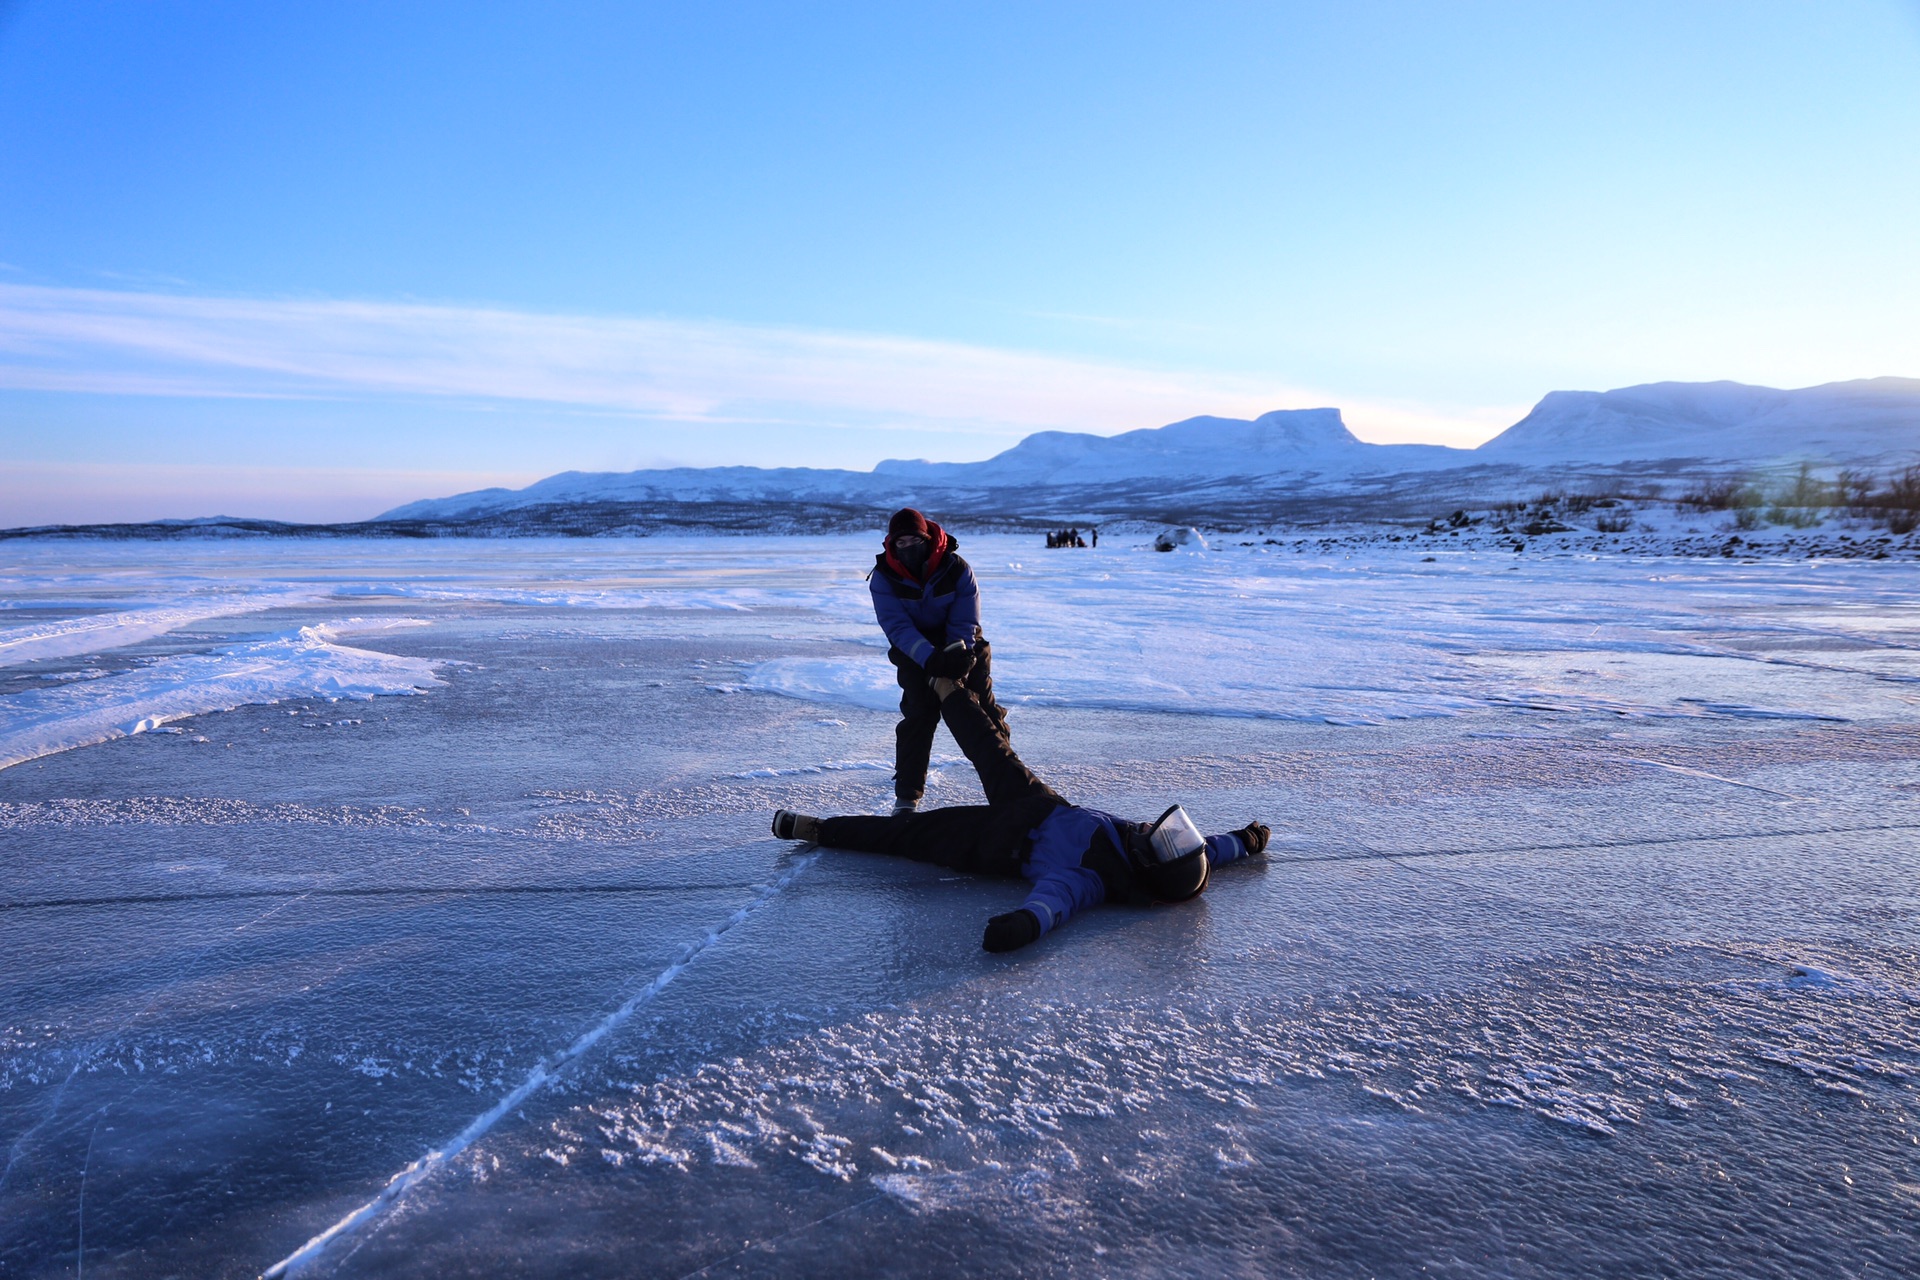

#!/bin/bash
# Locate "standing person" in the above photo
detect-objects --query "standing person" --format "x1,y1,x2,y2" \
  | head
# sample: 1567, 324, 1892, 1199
870, 508, 1009, 815
772, 678, 1269, 952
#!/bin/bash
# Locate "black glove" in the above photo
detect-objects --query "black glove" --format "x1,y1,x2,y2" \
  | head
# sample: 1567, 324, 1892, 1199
923, 642, 976, 681
982, 908, 1042, 953
1237, 822, 1271, 857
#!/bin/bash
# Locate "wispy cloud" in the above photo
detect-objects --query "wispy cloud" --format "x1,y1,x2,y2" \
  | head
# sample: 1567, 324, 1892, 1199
0, 284, 1514, 445
0, 283, 1274, 431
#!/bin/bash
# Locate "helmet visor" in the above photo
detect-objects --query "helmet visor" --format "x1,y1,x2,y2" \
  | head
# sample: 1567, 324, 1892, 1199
1145, 804, 1206, 864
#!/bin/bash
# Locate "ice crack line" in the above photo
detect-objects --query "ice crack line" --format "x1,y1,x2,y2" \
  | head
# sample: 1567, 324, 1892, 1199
0, 881, 775, 912
1277, 819, 1920, 866
260, 851, 821, 1279
1594, 752, 1811, 801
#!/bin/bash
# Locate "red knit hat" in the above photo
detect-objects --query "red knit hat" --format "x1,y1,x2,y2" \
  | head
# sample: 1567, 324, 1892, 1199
888, 508, 931, 541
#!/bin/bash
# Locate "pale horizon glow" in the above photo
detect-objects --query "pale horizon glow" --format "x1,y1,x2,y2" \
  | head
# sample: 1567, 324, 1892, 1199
0, 283, 1518, 443
0, 460, 544, 527
0, 281, 1533, 523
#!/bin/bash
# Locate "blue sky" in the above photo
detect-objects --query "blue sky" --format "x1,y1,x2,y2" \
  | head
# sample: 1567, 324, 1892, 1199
2, 1, 1917, 522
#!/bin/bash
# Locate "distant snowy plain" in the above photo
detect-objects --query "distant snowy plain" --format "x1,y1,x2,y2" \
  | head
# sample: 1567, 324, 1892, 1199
2, 534, 1916, 1277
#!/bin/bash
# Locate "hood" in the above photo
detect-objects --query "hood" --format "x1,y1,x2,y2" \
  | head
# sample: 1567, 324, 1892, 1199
880, 521, 953, 584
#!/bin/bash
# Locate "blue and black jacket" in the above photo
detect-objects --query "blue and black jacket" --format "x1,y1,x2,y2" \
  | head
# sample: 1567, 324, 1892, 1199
1015, 807, 1257, 940
869, 522, 983, 669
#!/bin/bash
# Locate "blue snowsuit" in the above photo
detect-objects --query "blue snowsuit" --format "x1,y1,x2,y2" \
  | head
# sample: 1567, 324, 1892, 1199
817, 688, 1259, 945
868, 526, 982, 671
870, 526, 1008, 807
1014, 803, 1254, 940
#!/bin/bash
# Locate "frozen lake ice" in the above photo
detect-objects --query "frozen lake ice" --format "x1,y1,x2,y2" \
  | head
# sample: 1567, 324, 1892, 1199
2, 533, 1917, 1277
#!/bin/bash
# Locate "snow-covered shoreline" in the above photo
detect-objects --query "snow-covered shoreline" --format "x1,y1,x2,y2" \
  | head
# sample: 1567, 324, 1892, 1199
1206, 498, 1920, 562
10, 497, 1920, 560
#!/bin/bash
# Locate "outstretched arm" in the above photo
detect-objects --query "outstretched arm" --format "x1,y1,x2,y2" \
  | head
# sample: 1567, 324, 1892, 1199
1205, 823, 1270, 866
983, 861, 1107, 952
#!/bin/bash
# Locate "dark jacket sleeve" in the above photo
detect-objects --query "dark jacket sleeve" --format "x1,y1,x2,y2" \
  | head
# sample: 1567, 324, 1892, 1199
1019, 865, 1107, 938
945, 560, 982, 647
1204, 832, 1254, 866
871, 573, 936, 667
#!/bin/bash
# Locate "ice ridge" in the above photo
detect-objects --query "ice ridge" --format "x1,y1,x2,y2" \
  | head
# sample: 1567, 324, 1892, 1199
0, 619, 442, 771
0, 589, 322, 668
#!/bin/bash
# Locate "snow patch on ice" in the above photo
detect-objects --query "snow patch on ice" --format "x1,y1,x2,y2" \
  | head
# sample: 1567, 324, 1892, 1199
0, 590, 322, 668
741, 658, 901, 715
535, 941, 1920, 1187
728, 757, 966, 779
0, 795, 465, 832
0, 619, 443, 771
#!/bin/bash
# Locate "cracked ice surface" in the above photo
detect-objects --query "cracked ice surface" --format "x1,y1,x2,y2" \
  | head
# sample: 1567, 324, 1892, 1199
1, 535, 1917, 1278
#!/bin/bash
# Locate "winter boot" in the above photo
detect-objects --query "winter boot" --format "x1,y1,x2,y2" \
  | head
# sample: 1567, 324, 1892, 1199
891, 799, 918, 817
1236, 822, 1271, 857
771, 810, 821, 842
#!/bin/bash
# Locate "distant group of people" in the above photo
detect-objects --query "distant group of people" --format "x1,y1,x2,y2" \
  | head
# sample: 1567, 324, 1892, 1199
1045, 526, 1096, 548
772, 508, 1268, 954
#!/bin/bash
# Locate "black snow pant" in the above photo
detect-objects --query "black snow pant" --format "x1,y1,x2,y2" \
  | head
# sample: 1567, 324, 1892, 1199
889, 636, 1009, 807
820, 687, 1063, 878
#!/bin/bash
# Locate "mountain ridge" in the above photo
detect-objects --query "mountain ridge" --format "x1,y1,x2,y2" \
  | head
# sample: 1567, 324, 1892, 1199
1478, 376, 1920, 464
382, 377, 1919, 521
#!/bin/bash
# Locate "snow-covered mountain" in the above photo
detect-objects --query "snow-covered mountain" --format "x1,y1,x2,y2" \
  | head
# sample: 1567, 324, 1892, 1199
380, 407, 1473, 521
1477, 377, 1920, 465
383, 465, 904, 520
873, 408, 1464, 485
381, 378, 1920, 523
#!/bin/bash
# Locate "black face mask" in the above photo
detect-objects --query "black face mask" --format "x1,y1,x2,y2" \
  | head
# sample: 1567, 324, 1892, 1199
896, 540, 932, 574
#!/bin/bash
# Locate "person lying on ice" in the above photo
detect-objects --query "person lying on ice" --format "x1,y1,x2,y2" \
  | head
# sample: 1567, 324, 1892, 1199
771, 677, 1269, 953
869, 507, 1009, 816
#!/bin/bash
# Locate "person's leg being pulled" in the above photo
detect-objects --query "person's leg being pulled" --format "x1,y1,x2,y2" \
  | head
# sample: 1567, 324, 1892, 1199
933, 680, 1061, 811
